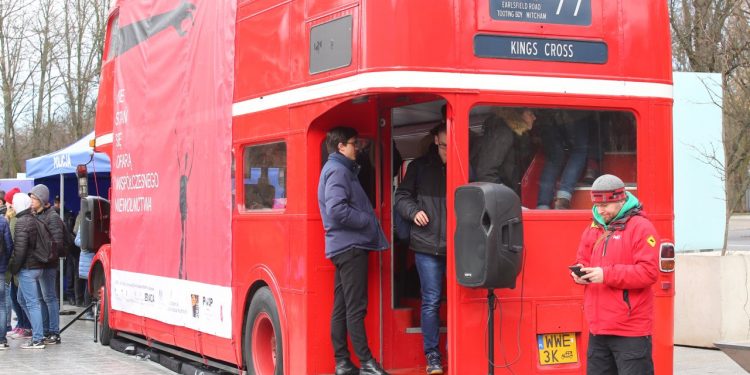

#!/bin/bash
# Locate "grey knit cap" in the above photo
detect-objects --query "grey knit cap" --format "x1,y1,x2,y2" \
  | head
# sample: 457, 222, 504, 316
591, 174, 624, 192
30, 184, 50, 206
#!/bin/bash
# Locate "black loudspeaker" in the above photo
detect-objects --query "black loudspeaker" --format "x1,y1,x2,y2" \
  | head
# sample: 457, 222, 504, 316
454, 182, 523, 289
80, 196, 111, 252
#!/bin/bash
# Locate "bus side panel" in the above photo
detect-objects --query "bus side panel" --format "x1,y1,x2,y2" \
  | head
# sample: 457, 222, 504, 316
649, 102, 676, 375
235, 0, 292, 103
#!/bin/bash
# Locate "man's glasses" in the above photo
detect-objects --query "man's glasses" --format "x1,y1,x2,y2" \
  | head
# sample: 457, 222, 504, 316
344, 139, 369, 149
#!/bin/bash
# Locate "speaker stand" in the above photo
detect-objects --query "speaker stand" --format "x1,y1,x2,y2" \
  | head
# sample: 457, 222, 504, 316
487, 288, 495, 375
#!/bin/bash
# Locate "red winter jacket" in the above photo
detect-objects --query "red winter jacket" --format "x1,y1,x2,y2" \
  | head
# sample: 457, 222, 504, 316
575, 203, 660, 337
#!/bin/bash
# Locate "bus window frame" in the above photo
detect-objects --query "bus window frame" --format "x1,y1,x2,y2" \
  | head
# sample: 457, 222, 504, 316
240, 140, 288, 213
467, 103, 639, 212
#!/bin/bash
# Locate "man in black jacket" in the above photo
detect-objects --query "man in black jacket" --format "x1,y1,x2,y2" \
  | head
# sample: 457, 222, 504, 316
29, 184, 62, 345
394, 123, 447, 374
9, 192, 46, 349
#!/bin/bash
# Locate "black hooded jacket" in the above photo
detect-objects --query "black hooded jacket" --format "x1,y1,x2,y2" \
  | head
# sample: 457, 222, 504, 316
9, 209, 43, 274
394, 147, 447, 256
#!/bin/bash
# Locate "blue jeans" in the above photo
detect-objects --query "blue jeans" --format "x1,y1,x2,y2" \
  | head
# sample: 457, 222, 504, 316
538, 120, 589, 207
0, 280, 7, 342
17, 269, 44, 342
414, 252, 446, 356
39, 267, 60, 335
4, 281, 10, 331
11, 277, 30, 330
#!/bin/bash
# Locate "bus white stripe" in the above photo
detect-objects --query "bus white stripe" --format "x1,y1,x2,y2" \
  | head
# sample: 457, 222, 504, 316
231, 71, 673, 117
97, 133, 114, 146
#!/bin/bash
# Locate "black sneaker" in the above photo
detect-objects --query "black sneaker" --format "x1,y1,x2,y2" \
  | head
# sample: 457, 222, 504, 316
21, 340, 45, 349
43, 334, 61, 345
425, 352, 443, 374
0, 342, 8, 350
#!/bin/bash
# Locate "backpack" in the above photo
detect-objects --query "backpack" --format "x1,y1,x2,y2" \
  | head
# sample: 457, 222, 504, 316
59, 220, 75, 258
32, 217, 56, 263
0, 221, 5, 261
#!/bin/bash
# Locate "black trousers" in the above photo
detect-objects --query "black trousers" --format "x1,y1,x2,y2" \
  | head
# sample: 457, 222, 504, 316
330, 248, 373, 363
587, 334, 654, 375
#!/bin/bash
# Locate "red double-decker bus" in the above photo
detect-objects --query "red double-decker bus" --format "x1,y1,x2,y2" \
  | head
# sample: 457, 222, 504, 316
84, 0, 675, 374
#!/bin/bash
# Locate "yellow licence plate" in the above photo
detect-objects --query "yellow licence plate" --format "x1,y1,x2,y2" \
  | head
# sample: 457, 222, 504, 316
537, 333, 579, 365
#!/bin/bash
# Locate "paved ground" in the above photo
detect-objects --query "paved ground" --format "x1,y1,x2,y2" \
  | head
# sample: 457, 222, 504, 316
0, 306, 744, 374
675, 345, 747, 374
0, 305, 173, 374
728, 214, 750, 251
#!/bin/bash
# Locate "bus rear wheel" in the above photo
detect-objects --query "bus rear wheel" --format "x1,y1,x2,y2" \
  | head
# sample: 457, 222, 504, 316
98, 283, 114, 346
244, 287, 283, 375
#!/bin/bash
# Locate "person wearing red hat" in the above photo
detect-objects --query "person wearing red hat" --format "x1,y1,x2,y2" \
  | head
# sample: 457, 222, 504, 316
570, 174, 660, 375
2, 188, 20, 219
2, 188, 32, 341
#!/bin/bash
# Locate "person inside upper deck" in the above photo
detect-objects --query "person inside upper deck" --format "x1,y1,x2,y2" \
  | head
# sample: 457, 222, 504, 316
470, 107, 535, 196
536, 110, 591, 209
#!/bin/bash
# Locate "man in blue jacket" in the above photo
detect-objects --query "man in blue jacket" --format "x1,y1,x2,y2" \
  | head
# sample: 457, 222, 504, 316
0, 206, 13, 349
318, 126, 389, 375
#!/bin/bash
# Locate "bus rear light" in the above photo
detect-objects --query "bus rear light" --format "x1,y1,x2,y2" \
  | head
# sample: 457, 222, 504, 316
660, 259, 675, 272
659, 242, 675, 272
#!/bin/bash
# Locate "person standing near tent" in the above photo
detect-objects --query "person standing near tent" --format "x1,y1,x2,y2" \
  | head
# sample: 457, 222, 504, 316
0, 190, 13, 349
0, 190, 6, 217
3, 188, 32, 340
9, 192, 46, 349
29, 184, 62, 345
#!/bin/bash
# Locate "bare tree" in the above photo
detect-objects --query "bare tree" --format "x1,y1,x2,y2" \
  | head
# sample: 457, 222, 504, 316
55, 0, 110, 140
0, 0, 33, 176
670, 0, 750, 250
28, 0, 60, 152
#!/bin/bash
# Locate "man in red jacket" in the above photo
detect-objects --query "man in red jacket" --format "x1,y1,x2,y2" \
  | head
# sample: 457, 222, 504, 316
571, 174, 659, 375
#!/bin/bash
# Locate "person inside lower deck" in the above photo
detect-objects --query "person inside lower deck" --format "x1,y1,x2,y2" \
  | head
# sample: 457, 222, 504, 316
317, 126, 390, 375
394, 123, 447, 375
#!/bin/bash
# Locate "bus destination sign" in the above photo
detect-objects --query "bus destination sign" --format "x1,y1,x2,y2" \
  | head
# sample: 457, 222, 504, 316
491, 0, 592, 26
474, 34, 607, 64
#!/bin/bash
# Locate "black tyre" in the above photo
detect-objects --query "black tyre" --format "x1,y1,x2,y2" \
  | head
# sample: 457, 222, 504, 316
98, 282, 114, 345
243, 287, 283, 375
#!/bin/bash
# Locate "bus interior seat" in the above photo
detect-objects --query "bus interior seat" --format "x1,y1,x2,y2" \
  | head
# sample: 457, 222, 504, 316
245, 182, 275, 209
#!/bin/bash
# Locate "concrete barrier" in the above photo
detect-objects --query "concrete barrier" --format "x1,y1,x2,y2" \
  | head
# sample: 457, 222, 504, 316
675, 252, 750, 348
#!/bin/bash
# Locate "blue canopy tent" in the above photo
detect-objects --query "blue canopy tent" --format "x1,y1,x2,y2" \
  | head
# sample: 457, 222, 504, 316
25, 132, 111, 312
25, 132, 111, 215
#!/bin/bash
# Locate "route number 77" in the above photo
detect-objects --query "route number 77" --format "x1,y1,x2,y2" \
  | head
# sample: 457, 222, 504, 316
556, 0, 583, 17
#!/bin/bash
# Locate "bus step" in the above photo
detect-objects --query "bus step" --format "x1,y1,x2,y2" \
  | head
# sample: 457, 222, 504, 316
136, 346, 161, 363
159, 354, 183, 373
405, 327, 447, 334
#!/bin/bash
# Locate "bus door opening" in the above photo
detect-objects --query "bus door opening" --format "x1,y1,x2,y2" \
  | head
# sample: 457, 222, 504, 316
389, 97, 448, 335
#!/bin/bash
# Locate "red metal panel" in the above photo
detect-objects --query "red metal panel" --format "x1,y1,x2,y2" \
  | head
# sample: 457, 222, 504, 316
235, 1, 292, 102
536, 303, 584, 334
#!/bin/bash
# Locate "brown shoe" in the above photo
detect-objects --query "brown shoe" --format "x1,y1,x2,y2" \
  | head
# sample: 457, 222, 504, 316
554, 197, 571, 209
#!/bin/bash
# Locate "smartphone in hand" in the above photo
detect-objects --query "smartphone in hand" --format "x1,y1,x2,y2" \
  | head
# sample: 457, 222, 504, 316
568, 265, 587, 277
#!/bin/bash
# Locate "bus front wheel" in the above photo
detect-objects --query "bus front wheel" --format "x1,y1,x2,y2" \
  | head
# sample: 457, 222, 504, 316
98, 282, 114, 346
244, 287, 283, 375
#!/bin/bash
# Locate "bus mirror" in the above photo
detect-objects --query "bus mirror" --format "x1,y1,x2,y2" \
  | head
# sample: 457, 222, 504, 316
77, 164, 88, 198
454, 182, 524, 289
